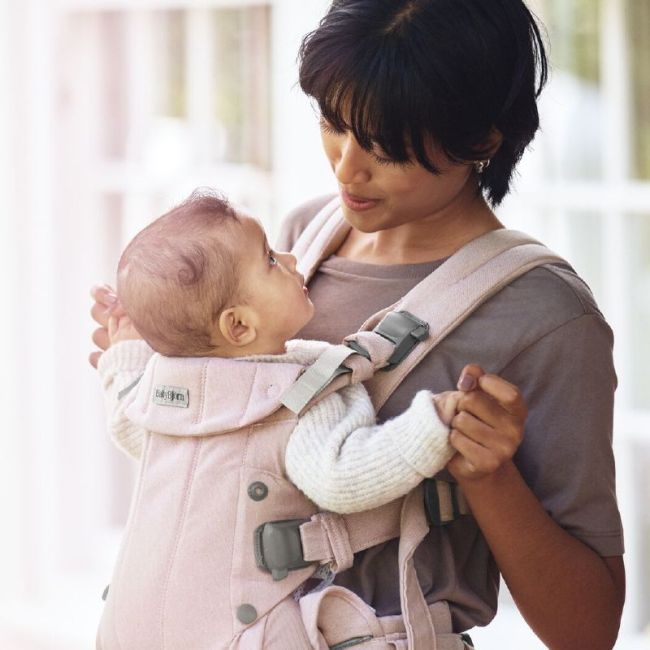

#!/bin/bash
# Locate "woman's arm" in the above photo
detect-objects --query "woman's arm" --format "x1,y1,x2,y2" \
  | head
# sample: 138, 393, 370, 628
450, 366, 625, 650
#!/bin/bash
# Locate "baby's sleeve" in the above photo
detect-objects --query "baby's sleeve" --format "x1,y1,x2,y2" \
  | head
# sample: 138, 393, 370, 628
97, 340, 154, 459
285, 384, 454, 513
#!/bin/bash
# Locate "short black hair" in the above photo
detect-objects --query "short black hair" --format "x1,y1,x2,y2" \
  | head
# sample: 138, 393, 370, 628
299, 0, 548, 206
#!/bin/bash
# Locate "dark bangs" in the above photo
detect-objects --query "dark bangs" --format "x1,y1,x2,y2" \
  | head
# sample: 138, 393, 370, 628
298, 0, 549, 206
298, 11, 445, 173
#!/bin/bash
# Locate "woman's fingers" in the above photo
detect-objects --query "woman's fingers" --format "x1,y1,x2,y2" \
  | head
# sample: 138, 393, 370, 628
475, 374, 528, 419
450, 410, 520, 463
457, 364, 485, 392
449, 428, 500, 475
448, 365, 528, 482
88, 350, 102, 369
90, 285, 125, 327
92, 326, 110, 351
455, 389, 524, 447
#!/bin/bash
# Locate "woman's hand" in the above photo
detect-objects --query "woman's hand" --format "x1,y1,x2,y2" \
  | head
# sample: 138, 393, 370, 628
447, 364, 528, 483
89, 284, 132, 368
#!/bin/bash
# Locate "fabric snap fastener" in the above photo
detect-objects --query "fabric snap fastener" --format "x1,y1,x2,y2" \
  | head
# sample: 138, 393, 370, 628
236, 603, 257, 624
248, 481, 268, 501
266, 383, 279, 398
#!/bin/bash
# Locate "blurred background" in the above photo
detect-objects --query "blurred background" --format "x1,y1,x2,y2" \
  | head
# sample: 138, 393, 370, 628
0, 0, 648, 648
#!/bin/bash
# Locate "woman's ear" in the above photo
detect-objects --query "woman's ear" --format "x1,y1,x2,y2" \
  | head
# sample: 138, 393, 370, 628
217, 306, 258, 347
480, 127, 504, 158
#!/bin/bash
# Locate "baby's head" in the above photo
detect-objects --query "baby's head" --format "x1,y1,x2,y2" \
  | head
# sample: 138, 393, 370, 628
117, 189, 314, 357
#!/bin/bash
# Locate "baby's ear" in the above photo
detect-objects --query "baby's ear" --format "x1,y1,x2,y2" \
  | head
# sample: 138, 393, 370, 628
217, 306, 257, 347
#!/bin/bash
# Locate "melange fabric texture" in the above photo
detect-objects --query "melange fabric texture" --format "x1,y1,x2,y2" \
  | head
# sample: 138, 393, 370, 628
98, 338, 454, 514
276, 194, 624, 631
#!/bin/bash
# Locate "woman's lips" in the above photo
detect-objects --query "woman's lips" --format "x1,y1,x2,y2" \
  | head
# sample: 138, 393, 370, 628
341, 189, 380, 212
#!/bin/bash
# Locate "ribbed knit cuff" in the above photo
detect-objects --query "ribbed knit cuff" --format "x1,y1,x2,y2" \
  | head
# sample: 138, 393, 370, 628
390, 390, 454, 477
97, 340, 154, 379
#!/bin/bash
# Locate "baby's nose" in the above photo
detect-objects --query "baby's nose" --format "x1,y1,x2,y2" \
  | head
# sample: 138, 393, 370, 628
280, 251, 297, 271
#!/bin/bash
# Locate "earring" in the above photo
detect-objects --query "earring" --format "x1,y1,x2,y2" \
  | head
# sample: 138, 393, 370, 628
475, 159, 491, 174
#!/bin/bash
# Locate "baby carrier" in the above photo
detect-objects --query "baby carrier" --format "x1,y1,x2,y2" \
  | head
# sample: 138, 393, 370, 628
97, 197, 566, 650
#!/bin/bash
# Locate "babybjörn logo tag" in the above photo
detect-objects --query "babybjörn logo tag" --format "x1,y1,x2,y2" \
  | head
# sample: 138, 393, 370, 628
153, 385, 190, 408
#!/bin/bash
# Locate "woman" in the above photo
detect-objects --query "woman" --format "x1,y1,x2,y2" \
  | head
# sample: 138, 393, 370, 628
91, 0, 625, 647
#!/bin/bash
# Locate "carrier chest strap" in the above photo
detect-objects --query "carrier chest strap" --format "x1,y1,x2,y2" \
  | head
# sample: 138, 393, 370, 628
256, 482, 468, 579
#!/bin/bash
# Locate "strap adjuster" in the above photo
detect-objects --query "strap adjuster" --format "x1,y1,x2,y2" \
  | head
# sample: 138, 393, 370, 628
424, 479, 466, 526
254, 519, 313, 581
373, 311, 429, 370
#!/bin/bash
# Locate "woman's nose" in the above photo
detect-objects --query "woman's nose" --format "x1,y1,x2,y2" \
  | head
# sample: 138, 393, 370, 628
332, 133, 372, 185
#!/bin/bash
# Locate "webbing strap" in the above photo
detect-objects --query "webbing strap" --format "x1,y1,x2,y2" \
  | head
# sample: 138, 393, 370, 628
280, 344, 359, 414
398, 486, 438, 649
299, 482, 467, 567
293, 197, 351, 285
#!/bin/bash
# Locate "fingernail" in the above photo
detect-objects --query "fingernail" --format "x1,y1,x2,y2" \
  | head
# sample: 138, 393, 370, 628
457, 374, 476, 392
105, 293, 118, 304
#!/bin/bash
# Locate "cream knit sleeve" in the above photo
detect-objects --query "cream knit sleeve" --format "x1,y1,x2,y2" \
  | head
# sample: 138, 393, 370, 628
97, 340, 154, 460
285, 384, 454, 513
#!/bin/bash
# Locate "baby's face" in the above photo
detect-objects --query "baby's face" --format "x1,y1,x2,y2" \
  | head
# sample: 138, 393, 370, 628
234, 215, 315, 351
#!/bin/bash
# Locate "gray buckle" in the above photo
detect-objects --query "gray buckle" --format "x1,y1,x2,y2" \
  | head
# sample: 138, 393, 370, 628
254, 519, 313, 581
374, 311, 429, 370
424, 479, 462, 526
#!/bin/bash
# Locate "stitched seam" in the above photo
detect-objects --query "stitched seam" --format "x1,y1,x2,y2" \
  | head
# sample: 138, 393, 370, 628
497, 313, 603, 375
239, 364, 259, 427
229, 428, 252, 639
113, 433, 152, 650
539, 264, 595, 313
159, 438, 203, 649
194, 359, 209, 425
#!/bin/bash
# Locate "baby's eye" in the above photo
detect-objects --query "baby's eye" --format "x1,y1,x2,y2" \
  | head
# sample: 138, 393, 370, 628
268, 250, 278, 266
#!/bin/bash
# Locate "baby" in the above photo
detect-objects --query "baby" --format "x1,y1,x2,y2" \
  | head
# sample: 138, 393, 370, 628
96, 189, 462, 649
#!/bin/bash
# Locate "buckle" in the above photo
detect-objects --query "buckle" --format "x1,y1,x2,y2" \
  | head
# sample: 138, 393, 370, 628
374, 311, 429, 370
254, 519, 313, 581
424, 479, 462, 527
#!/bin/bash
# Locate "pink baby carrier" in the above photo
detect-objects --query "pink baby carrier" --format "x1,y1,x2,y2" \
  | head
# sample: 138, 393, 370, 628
97, 198, 566, 650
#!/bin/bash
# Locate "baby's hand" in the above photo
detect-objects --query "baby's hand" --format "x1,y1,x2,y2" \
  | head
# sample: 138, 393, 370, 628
108, 313, 142, 346
432, 391, 462, 425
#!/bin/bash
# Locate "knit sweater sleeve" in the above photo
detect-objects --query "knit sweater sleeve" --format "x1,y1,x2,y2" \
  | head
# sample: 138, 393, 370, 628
97, 340, 154, 459
285, 384, 454, 513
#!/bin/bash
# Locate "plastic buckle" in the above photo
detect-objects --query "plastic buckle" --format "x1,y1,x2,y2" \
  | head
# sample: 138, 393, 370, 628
374, 311, 429, 370
424, 479, 462, 527
254, 519, 312, 581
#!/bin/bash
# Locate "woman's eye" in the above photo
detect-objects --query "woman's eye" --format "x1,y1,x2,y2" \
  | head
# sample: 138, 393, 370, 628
319, 117, 345, 135
371, 150, 413, 168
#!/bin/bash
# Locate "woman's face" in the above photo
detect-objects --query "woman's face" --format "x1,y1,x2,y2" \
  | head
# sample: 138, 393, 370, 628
320, 121, 477, 232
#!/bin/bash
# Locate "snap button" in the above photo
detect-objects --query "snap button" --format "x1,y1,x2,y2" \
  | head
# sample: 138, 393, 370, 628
236, 603, 257, 624
248, 481, 268, 501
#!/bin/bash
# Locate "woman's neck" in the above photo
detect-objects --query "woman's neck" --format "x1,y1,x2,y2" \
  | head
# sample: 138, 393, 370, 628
336, 192, 503, 265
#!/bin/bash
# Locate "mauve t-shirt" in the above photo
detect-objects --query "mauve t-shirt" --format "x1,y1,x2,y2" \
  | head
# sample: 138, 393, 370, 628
276, 195, 624, 632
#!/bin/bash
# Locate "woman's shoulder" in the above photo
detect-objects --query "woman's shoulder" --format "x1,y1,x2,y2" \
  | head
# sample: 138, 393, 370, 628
275, 193, 337, 251
507, 261, 606, 325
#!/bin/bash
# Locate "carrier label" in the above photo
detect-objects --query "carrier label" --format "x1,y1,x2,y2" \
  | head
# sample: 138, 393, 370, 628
152, 385, 189, 408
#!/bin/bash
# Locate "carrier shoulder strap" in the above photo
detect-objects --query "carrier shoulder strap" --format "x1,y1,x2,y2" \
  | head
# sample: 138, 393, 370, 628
288, 203, 565, 541
292, 201, 566, 413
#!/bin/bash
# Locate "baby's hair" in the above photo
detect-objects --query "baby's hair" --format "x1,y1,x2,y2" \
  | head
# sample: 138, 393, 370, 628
117, 189, 241, 356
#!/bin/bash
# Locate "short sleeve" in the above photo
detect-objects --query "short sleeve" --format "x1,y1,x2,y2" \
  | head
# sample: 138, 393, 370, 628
502, 312, 624, 556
